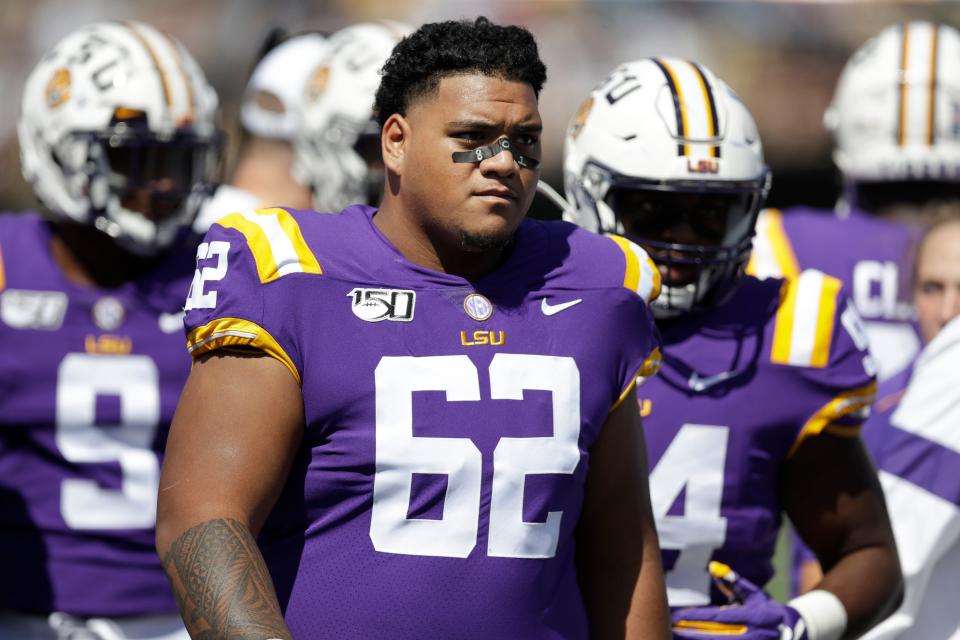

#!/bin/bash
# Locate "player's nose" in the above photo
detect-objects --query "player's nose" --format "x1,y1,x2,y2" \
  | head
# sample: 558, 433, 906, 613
479, 143, 518, 178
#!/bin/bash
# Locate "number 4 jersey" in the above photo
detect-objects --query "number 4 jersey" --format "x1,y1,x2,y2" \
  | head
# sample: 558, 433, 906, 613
638, 271, 876, 607
0, 213, 196, 616
183, 205, 662, 639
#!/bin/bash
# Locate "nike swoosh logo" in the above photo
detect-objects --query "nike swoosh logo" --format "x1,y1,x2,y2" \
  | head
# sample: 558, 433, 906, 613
541, 298, 583, 316
687, 370, 735, 392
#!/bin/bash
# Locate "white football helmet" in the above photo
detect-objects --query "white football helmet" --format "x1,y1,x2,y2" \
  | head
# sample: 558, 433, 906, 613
827, 22, 960, 212
240, 32, 330, 141
293, 21, 411, 212
564, 58, 769, 317
18, 21, 221, 255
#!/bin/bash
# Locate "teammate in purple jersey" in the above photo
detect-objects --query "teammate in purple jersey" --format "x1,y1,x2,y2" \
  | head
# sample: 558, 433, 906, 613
564, 58, 901, 640
0, 21, 220, 639
750, 22, 960, 383
157, 18, 671, 640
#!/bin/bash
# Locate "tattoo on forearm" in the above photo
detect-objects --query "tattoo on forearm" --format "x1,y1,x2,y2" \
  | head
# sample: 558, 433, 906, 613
162, 518, 291, 640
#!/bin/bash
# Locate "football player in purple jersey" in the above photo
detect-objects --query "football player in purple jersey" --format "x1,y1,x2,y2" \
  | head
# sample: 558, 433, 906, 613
564, 59, 902, 640
157, 17, 670, 640
749, 22, 960, 383
0, 21, 221, 639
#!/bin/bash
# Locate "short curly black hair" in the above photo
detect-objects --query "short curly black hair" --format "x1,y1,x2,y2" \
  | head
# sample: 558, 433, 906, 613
374, 17, 547, 128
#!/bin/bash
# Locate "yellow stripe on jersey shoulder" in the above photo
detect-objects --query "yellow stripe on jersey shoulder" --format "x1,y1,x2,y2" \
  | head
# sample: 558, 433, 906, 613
216, 207, 322, 284
771, 270, 844, 368
673, 621, 749, 636
607, 234, 661, 303
0, 242, 6, 292
787, 381, 877, 457
186, 316, 301, 385
746, 208, 800, 280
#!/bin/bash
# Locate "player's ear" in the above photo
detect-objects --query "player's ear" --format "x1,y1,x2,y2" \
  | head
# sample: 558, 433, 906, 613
381, 114, 407, 177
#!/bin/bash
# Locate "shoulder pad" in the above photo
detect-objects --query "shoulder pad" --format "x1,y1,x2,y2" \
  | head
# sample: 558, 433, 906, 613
214, 207, 322, 284
771, 269, 843, 368
747, 208, 799, 280
606, 234, 661, 304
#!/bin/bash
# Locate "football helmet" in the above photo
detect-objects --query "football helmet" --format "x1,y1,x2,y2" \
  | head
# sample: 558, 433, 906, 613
827, 22, 960, 213
293, 21, 411, 212
564, 58, 769, 317
240, 31, 330, 141
18, 21, 221, 255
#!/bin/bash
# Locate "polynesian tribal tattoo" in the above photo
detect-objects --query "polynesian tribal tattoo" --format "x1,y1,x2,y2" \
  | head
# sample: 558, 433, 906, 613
162, 518, 291, 640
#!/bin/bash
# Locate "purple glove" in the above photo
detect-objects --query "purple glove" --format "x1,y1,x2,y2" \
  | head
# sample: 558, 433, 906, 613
671, 562, 808, 640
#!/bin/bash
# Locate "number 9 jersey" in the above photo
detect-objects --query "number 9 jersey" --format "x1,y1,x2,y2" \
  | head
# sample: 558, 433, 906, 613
183, 204, 661, 639
0, 213, 197, 617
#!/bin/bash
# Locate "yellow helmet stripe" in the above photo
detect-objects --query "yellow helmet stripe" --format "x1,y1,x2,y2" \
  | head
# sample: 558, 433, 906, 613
927, 24, 939, 146
689, 61, 722, 159
651, 58, 689, 156
160, 30, 197, 123
897, 23, 911, 146
125, 22, 173, 110
187, 317, 301, 385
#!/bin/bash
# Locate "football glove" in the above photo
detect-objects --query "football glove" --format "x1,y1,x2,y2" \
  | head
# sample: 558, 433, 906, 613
671, 561, 808, 640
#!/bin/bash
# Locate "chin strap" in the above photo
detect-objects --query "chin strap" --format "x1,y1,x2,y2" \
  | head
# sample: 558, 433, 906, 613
451, 137, 539, 168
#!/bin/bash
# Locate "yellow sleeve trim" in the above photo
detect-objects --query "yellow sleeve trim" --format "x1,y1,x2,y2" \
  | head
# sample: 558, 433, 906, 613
607, 234, 661, 303
610, 348, 661, 413
216, 207, 322, 284
772, 270, 844, 368
0, 242, 5, 292
186, 317, 301, 386
787, 382, 877, 457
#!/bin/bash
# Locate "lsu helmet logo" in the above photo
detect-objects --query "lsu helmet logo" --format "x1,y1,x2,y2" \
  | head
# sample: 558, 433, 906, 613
349, 288, 415, 322
305, 65, 331, 103
45, 68, 71, 109
568, 97, 594, 140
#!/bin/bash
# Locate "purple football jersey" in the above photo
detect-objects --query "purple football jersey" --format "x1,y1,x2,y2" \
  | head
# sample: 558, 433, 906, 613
749, 207, 922, 380
0, 213, 195, 616
636, 272, 876, 607
183, 205, 661, 639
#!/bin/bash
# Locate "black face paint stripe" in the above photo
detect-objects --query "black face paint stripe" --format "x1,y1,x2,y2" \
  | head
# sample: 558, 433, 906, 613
650, 58, 686, 156
450, 137, 539, 168
690, 61, 722, 159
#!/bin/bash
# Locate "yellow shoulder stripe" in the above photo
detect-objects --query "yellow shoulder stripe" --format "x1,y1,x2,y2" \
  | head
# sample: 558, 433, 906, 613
787, 382, 877, 457
186, 317, 301, 385
0, 242, 5, 292
607, 234, 661, 303
772, 270, 843, 368
746, 209, 799, 280
216, 207, 321, 284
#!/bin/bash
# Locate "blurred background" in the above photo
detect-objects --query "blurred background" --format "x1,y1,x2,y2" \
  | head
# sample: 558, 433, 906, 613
2, 0, 960, 215
3, 0, 960, 216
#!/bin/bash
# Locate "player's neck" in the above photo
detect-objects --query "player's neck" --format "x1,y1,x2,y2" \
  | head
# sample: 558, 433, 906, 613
231, 138, 312, 210
375, 202, 506, 281
49, 222, 163, 289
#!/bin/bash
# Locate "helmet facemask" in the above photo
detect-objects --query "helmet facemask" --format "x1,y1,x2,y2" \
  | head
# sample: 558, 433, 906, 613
575, 160, 768, 318
59, 117, 222, 255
